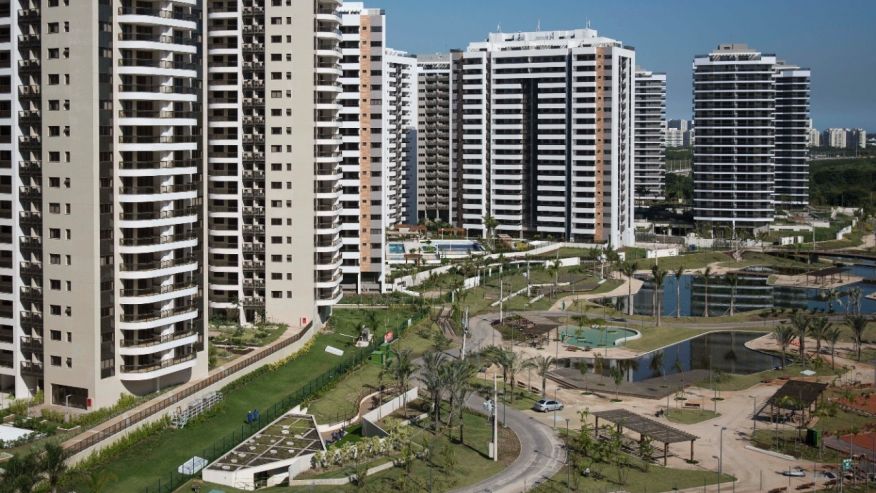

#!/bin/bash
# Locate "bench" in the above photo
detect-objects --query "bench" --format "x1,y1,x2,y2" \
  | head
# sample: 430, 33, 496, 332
796, 483, 815, 490
768, 487, 787, 493
683, 402, 701, 409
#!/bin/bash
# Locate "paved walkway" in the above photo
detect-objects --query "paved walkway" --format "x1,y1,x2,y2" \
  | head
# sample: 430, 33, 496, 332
548, 273, 642, 312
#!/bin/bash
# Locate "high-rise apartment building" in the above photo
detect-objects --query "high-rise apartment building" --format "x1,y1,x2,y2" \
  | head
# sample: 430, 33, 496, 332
451, 28, 635, 246
1, 0, 344, 409
415, 53, 454, 222
692, 44, 810, 229
823, 128, 848, 148
338, 3, 416, 292
206, 0, 343, 324
1, 0, 209, 408
774, 63, 811, 207
808, 127, 821, 147
634, 68, 666, 203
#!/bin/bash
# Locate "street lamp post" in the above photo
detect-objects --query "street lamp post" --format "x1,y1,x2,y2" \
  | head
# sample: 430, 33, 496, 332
565, 418, 571, 492
750, 395, 757, 433
718, 426, 727, 492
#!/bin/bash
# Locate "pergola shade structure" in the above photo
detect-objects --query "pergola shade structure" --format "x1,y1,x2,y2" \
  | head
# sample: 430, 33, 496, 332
592, 409, 699, 465
764, 380, 828, 426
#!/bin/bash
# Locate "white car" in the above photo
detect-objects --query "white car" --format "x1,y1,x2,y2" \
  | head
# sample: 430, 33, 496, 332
781, 469, 806, 477
532, 399, 564, 412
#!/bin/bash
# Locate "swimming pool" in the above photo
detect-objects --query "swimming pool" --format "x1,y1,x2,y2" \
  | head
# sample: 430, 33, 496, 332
559, 326, 639, 348
432, 240, 484, 253
387, 243, 405, 254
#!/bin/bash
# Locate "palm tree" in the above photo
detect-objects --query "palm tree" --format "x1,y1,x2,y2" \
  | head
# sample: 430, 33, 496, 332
772, 323, 795, 369
808, 316, 831, 357
445, 359, 477, 442
504, 351, 532, 404
825, 326, 843, 370
620, 261, 638, 316
725, 273, 739, 317
823, 288, 840, 313
845, 315, 867, 361
391, 348, 416, 413
41, 442, 68, 493
419, 351, 447, 429
546, 260, 561, 299
673, 265, 685, 318
651, 266, 668, 327
701, 266, 713, 317
81, 470, 116, 493
610, 366, 624, 401
649, 350, 665, 380
790, 311, 811, 363
578, 359, 591, 393
673, 354, 685, 398
482, 214, 499, 249
1, 451, 40, 493
531, 355, 556, 398
848, 287, 863, 316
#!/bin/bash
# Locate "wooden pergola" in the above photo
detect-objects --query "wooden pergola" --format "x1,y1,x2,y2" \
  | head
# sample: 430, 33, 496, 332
805, 266, 848, 286
592, 409, 699, 465
765, 380, 828, 425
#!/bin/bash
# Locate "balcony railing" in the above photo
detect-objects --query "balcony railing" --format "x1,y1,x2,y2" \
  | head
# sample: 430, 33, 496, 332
120, 329, 198, 348
120, 303, 199, 323
119, 232, 198, 247
120, 256, 197, 272
121, 353, 196, 374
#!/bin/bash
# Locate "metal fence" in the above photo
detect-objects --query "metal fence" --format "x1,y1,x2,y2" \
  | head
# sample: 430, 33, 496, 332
65, 321, 316, 456
140, 311, 426, 493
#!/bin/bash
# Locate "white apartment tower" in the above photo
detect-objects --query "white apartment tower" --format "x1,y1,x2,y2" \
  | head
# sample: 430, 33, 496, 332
774, 63, 811, 207
452, 29, 635, 246
338, 3, 415, 292
693, 44, 811, 229
415, 53, 453, 222
0, 0, 209, 408
205, 0, 343, 325
634, 68, 666, 203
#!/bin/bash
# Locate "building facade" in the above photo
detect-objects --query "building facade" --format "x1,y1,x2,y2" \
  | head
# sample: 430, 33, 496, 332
692, 44, 811, 230
338, 3, 415, 292
634, 69, 666, 203
451, 29, 635, 246
774, 63, 811, 208
1, 0, 344, 409
415, 53, 453, 222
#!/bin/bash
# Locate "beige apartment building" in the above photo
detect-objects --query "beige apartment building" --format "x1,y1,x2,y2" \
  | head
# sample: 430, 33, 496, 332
1, 0, 343, 410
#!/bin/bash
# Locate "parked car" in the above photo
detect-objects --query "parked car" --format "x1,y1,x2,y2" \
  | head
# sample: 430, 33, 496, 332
533, 399, 564, 412
780, 468, 806, 477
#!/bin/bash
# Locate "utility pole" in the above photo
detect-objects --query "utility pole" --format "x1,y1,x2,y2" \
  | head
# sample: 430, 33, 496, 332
461, 306, 468, 360
492, 374, 499, 462
499, 279, 504, 323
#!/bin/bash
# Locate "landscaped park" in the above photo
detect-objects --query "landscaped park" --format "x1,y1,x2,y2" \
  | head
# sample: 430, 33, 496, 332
2, 233, 876, 493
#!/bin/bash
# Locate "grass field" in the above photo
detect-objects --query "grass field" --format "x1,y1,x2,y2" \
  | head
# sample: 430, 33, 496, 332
696, 363, 839, 392
82, 308, 422, 493
665, 408, 720, 424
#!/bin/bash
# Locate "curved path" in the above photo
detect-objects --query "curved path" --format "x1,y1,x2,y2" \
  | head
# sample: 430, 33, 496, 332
451, 393, 565, 493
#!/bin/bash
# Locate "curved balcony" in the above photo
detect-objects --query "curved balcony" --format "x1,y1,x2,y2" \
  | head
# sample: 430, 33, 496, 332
118, 232, 199, 254
119, 206, 200, 228
119, 353, 198, 381
119, 256, 199, 279
119, 282, 199, 305
120, 304, 199, 331
119, 159, 199, 176
117, 32, 199, 53
119, 330, 200, 356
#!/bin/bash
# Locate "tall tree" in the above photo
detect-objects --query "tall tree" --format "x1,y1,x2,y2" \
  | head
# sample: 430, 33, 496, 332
724, 273, 739, 317
772, 323, 795, 369
445, 359, 477, 442
701, 266, 713, 318
620, 261, 638, 316
482, 214, 499, 249
41, 442, 68, 493
419, 350, 447, 429
649, 350, 665, 380
531, 355, 556, 398
825, 326, 843, 370
391, 348, 416, 413
790, 311, 811, 363
673, 265, 685, 318
845, 315, 867, 361
651, 266, 668, 327
610, 366, 624, 401
808, 316, 831, 357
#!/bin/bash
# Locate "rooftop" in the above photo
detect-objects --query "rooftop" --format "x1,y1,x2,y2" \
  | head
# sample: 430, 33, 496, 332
206, 414, 324, 473
592, 409, 699, 444
766, 380, 828, 409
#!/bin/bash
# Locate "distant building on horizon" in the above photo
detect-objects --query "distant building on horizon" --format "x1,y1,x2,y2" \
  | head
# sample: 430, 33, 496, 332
666, 119, 693, 148
692, 44, 810, 230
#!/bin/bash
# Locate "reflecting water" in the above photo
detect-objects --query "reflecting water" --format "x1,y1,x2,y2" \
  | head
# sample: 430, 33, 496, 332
609, 263, 876, 317
629, 331, 780, 382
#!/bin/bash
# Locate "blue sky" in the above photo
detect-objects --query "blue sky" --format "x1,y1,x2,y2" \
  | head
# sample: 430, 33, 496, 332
378, 0, 876, 130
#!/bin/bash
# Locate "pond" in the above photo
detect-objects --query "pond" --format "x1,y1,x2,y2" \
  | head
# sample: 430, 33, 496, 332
628, 331, 780, 382
607, 263, 876, 317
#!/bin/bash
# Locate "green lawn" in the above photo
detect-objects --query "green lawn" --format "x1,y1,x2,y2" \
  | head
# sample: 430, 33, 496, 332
665, 408, 720, 424
751, 430, 843, 462
622, 326, 714, 352
78, 308, 423, 493
635, 251, 731, 271
531, 463, 735, 493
